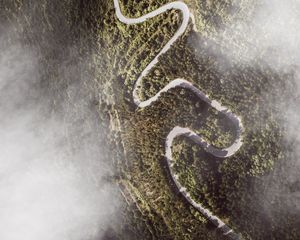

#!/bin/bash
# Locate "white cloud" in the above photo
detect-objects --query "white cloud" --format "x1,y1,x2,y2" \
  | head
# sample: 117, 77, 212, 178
0, 27, 120, 240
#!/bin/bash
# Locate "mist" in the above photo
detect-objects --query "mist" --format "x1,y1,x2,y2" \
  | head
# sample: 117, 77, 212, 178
188, 0, 300, 234
192, 0, 300, 164
0, 24, 120, 240
210, 0, 300, 69
219, 0, 300, 165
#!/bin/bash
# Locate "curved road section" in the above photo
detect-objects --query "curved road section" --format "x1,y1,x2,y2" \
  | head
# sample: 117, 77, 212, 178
113, 0, 244, 239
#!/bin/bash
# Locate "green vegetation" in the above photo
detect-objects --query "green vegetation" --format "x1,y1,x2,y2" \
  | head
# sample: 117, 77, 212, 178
105, 0, 299, 239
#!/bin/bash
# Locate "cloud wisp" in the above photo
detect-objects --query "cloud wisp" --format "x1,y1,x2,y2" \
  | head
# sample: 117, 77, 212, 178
0, 25, 120, 240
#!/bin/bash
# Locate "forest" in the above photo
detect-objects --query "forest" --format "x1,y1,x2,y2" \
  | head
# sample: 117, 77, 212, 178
2, 0, 299, 239
102, 0, 299, 239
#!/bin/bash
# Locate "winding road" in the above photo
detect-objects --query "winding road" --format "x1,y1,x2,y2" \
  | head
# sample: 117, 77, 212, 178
113, 0, 244, 239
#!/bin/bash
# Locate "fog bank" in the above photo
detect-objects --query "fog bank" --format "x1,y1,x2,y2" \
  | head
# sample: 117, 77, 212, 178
0, 25, 120, 240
